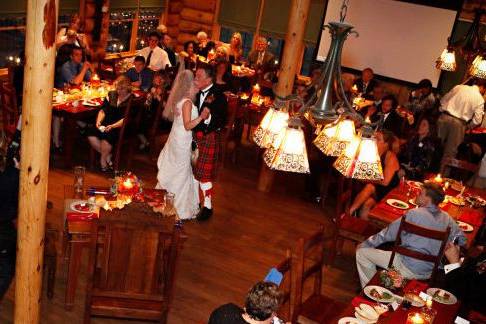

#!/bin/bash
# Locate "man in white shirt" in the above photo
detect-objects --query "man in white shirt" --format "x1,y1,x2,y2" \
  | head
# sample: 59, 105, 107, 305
137, 32, 171, 72
437, 79, 486, 162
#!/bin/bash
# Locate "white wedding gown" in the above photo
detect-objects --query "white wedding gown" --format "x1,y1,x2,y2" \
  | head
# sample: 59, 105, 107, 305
156, 98, 200, 219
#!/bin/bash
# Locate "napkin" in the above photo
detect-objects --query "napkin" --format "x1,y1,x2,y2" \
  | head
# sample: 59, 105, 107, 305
378, 202, 406, 216
351, 295, 377, 307
403, 279, 428, 294
458, 210, 483, 226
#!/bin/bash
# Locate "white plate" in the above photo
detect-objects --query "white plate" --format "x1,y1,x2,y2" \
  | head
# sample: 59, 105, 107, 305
82, 99, 101, 107
426, 288, 457, 305
408, 198, 417, 206
386, 198, 409, 210
70, 200, 94, 213
355, 311, 376, 324
407, 180, 423, 188
338, 317, 362, 324
457, 220, 473, 233
363, 285, 395, 303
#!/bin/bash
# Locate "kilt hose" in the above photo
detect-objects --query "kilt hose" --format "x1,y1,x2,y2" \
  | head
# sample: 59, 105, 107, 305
193, 131, 222, 182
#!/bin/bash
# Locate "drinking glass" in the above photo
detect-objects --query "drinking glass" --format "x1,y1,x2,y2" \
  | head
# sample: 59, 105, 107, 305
164, 192, 176, 215
73, 166, 86, 198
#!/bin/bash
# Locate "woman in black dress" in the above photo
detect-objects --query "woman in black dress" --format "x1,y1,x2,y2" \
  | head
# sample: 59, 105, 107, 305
87, 76, 132, 171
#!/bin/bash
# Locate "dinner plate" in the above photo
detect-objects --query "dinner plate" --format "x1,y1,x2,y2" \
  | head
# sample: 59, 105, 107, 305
363, 285, 394, 303
355, 311, 377, 324
457, 220, 473, 233
408, 198, 417, 206
82, 99, 101, 107
70, 200, 95, 213
446, 195, 466, 206
406, 180, 423, 188
426, 288, 457, 305
386, 198, 409, 210
338, 317, 362, 324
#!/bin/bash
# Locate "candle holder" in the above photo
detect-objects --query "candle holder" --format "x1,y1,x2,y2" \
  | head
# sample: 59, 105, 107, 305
73, 166, 86, 199
406, 312, 427, 324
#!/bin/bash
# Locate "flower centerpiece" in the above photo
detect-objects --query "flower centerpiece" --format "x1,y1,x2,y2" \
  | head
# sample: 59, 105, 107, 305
379, 267, 406, 290
112, 171, 142, 196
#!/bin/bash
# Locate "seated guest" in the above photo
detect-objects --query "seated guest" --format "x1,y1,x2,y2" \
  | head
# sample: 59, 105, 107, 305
55, 29, 80, 76
360, 85, 385, 120
404, 79, 438, 117
160, 33, 177, 67
248, 36, 276, 76
356, 183, 466, 288
58, 46, 92, 88
86, 76, 132, 172
213, 59, 232, 94
443, 243, 486, 316
348, 130, 400, 219
125, 55, 153, 91
437, 78, 486, 162
353, 67, 377, 98
226, 32, 244, 64
156, 24, 168, 35
196, 31, 215, 58
137, 31, 171, 72
56, 14, 90, 53
398, 118, 436, 180
374, 94, 404, 138
214, 45, 229, 62
208, 281, 284, 324
180, 40, 197, 70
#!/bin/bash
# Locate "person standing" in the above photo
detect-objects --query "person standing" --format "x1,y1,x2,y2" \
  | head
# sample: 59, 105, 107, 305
192, 65, 228, 221
437, 78, 485, 162
160, 33, 177, 67
137, 32, 171, 72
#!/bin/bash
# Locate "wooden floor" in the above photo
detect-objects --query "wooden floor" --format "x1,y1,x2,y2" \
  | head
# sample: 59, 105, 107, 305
0, 148, 360, 323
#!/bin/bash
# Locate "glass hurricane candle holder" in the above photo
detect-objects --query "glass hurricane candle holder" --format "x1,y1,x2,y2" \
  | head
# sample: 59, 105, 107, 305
73, 166, 86, 198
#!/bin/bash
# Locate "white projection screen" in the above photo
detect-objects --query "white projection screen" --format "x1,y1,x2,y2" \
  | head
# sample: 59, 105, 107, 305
316, 0, 458, 86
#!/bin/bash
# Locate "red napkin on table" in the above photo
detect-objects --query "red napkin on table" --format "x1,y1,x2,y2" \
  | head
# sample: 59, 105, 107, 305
66, 212, 98, 221
351, 295, 377, 307
403, 279, 428, 294
458, 210, 483, 226
378, 202, 406, 216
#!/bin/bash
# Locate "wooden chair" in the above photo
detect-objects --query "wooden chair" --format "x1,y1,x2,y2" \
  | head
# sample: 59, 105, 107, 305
220, 94, 239, 167
292, 226, 346, 324
44, 223, 58, 300
440, 157, 479, 182
0, 82, 19, 142
329, 176, 380, 265
83, 205, 186, 323
89, 97, 133, 171
275, 249, 292, 322
388, 217, 451, 283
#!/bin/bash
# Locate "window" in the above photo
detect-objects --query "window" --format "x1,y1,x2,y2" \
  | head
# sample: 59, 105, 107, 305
0, 16, 25, 68
137, 8, 163, 50
301, 43, 316, 76
107, 10, 135, 53
219, 26, 254, 58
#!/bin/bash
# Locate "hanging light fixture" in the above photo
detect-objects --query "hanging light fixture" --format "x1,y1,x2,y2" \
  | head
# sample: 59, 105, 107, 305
436, 48, 457, 72
263, 117, 310, 174
470, 54, 486, 79
253, 105, 290, 148
334, 128, 383, 181
322, 118, 356, 156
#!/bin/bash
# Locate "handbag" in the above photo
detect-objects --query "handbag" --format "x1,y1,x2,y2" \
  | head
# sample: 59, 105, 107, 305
191, 140, 199, 167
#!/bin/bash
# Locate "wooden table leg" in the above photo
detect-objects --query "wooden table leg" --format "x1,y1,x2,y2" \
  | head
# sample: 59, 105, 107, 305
64, 238, 85, 310
62, 114, 77, 169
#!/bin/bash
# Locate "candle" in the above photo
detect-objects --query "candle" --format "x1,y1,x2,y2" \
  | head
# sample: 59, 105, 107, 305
252, 83, 260, 95
407, 312, 425, 324
352, 84, 358, 92
239, 93, 249, 100
434, 173, 443, 183
122, 178, 134, 190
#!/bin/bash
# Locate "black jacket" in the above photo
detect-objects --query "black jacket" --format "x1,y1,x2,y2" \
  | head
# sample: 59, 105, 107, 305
354, 78, 378, 97
161, 45, 177, 67
193, 84, 228, 134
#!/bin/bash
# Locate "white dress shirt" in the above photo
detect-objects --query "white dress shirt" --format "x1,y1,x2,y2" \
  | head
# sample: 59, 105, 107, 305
199, 84, 213, 125
440, 85, 485, 125
137, 46, 171, 71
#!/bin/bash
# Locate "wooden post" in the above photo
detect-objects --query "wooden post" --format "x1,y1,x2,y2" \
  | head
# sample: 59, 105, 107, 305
14, 0, 58, 322
211, 0, 222, 40
160, 0, 170, 25
253, 0, 265, 47
257, 0, 311, 192
130, 0, 141, 52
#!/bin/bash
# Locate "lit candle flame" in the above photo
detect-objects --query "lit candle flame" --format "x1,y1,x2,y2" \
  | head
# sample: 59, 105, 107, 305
123, 178, 134, 189
434, 173, 443, 183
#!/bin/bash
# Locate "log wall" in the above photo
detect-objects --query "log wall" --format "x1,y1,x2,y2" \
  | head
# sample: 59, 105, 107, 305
82, 0, 111, 61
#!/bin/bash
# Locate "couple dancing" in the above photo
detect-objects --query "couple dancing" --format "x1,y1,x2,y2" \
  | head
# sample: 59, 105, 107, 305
156, 66, 227, 221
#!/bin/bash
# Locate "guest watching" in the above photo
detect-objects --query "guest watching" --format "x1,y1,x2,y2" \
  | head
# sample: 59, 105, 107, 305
196, 31, 215, 58
180, 40, 197, 70
208, 281, 285, 324
55, 29, 82, 78
86, 76, 132, 172
213, 59, 232, 93
125, 56, 153, 91
348, 130, 400, 219
138, 31, 171, 72
356, 182, 466, 288
160, 33, 177, 67
398, 118, 437, 180
404, 79, 438, 117
375, 94, 404, 138
226, 32, 244, 64
437, 78, 486, 163
248, 36, 276, 75
56, 13, 90, 52
353, 67, 377, 98
57, 46, 92, 88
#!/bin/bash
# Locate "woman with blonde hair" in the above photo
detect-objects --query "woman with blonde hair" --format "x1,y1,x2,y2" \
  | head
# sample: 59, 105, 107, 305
86, 76, 132, 171
227, 32, 243, 64
156, 70, 210, 219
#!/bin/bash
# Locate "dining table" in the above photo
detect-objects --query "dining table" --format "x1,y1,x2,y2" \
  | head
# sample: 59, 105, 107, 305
368, 180, 486, 248
62, 185, 176, 310
333, 273, 462, 323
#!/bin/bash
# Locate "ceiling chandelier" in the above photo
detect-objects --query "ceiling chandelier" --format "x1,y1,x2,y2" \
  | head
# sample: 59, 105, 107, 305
436, 9, 486, 79
253, 0, 384, 180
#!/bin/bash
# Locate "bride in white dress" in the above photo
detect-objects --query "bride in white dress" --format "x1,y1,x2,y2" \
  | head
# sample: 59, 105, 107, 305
156, 70, 209, 219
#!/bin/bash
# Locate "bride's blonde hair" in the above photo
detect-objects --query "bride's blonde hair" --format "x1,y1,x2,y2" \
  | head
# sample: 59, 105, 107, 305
162, 70, 195, 121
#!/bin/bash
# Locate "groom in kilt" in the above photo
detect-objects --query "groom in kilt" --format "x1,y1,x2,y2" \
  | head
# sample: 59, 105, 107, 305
193, 65, 228, 220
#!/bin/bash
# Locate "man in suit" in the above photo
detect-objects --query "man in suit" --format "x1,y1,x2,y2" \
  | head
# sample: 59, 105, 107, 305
193, 65, 228, 221
248, 36, 276, 77
354, 67, 378, 98
160, 33, 177, 67
137, 32, 171, 72
373, 94, 404, 138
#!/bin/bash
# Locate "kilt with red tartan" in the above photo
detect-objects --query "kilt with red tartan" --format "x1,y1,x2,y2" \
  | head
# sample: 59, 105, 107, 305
193, 131, 222, 182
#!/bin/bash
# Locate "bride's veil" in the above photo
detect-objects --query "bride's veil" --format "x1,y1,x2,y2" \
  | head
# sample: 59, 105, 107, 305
162, 69, 194, 121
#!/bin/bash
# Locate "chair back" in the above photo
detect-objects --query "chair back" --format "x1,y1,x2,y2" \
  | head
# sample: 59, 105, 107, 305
292, 226, 327, 323
113, 96, 133, 170
440, 157, 479, 182
84, 203, 185, 323
335, 176, 353, 221
388, 217, 450, 283
164, 62, 180, 88
0, 82, 19, 140
275, 249, 292, 322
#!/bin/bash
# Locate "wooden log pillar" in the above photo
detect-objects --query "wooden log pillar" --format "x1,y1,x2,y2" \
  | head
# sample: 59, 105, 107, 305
257, 0, 311, 192
14, 0, 58, 322
253, 0, 265, 47
130, 0, 141, 52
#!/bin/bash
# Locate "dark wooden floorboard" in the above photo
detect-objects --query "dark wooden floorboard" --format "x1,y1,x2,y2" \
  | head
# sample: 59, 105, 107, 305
0, 152, 360, 323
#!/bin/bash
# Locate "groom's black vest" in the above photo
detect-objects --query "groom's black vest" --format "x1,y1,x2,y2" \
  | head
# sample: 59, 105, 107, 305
193, 84, 228, 135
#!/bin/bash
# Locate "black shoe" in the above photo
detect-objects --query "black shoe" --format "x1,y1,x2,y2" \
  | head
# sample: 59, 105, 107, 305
196, 207, 213, 221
